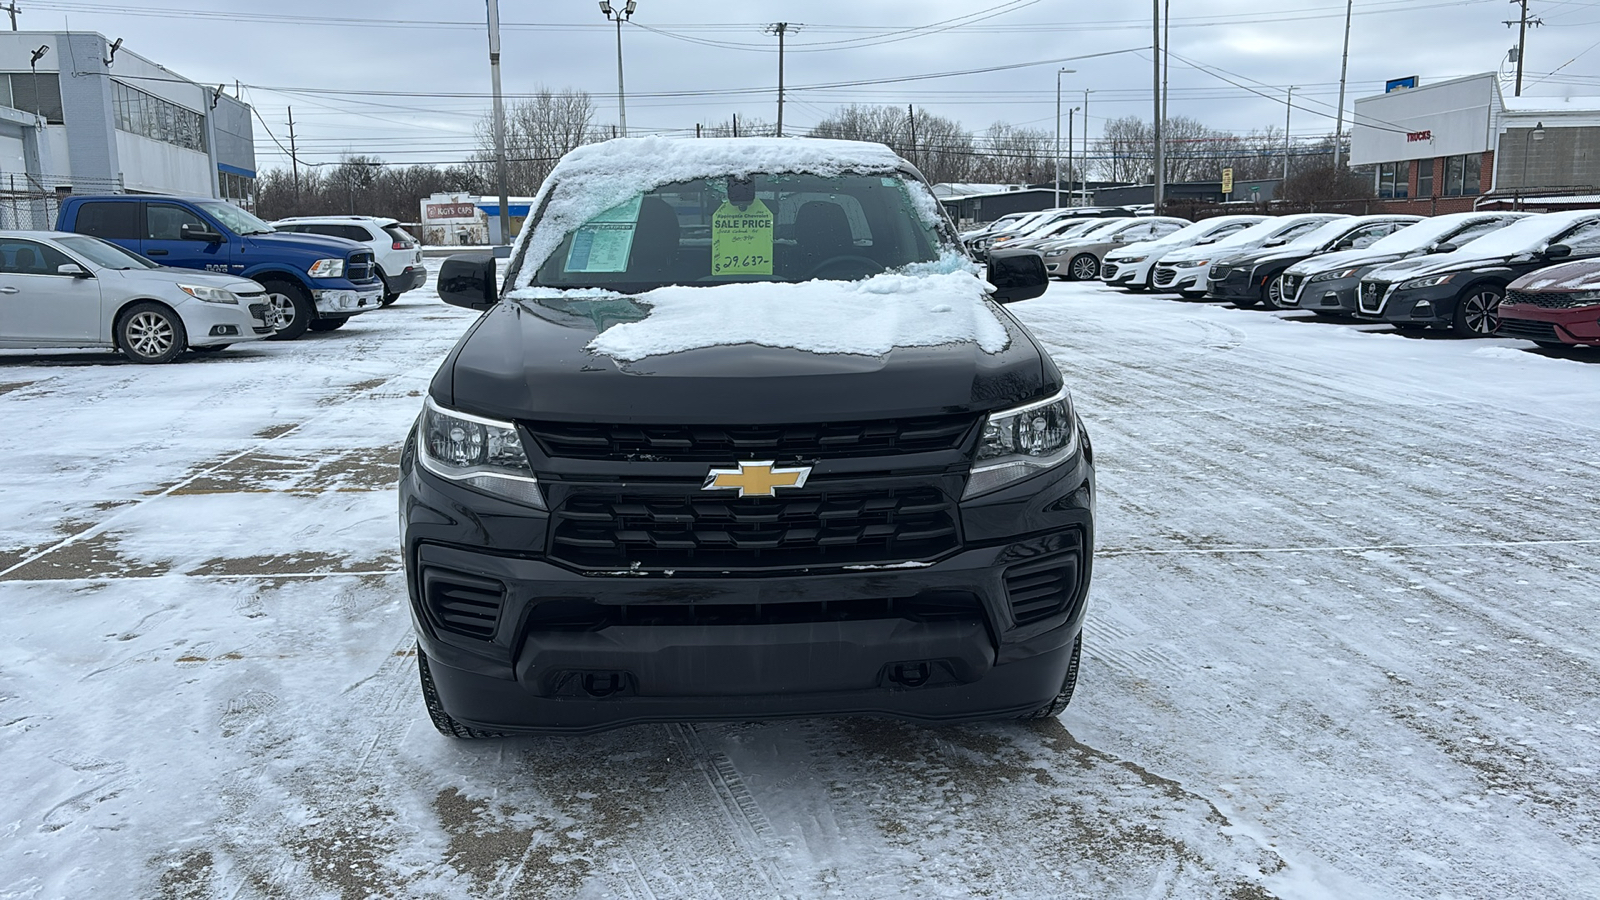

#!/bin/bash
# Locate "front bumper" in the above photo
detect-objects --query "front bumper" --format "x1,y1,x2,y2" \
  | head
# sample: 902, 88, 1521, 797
1205, 266, 1265, 302
1152, 265, 1205, 292
1283, 275, 1359, 313
1100, 261, 1142, 287
176, 296, 275, 346
1497, 303, 1600, 346
312, 284, 384, 317
1354, 281, 1457, 326
400, 440, 1095, 734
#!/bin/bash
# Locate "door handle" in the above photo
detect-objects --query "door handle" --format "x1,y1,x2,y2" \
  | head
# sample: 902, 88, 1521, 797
147, 249, 169, 256
0, 286, 18, 294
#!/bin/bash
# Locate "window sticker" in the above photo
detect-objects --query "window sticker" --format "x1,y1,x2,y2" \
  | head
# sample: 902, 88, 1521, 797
564, 196, 643, 273
711, 198, 774, 276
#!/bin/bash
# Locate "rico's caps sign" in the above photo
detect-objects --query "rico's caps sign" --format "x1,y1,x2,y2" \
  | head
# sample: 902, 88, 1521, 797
426, 202, 478, 220
1406, 130, 1432, 143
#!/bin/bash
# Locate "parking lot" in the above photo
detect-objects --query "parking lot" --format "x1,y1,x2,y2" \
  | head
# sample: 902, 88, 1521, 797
3, 267, 1598, 899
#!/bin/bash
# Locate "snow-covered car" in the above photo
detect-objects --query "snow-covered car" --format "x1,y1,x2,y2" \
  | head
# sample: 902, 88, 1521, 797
1207, 214, 1422, 308
272, 215, 425, 306
1498, 259, 1600, 348
1101, 215, 1267, 291
1152, 214, 1345, 298
994, 217, 1104, 253
1042, 216, 1189, 281
1279, 212, 1529, 316
404, 136, 1093, 737
1356, 210, 1600, 336
0, 230, 276, 363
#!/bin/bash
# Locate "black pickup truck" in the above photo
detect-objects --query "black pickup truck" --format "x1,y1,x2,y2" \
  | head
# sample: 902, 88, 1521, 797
400, 137, 1094, 736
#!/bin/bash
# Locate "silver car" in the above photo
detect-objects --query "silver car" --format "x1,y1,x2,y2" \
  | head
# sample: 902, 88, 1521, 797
0, 231, 276, 363
1042, 216, 1190, 280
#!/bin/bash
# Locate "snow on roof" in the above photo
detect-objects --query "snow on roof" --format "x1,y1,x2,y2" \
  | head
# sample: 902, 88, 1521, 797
509, 136, 914, 284
1500, 95, 1600, 114
932, 183, 1014, 198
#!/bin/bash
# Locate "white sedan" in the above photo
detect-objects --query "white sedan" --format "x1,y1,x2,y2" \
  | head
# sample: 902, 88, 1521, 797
0, 231, 277, 363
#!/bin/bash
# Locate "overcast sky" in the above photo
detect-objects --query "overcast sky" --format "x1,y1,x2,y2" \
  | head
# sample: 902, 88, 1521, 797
26, 0, 1600, 173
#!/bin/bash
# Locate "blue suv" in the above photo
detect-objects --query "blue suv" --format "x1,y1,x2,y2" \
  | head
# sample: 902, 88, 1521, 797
57, 196, 384, 340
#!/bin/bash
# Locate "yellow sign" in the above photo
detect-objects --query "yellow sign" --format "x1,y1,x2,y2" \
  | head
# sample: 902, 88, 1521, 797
1221, 168, 1235, 195
711, 199, 774, 276
702, 460, 812, 498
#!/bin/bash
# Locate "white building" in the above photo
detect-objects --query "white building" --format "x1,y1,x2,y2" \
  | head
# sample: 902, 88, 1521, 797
418, 193, 536, 246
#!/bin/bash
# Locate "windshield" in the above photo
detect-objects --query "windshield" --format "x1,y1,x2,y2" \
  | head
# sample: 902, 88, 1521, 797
530, 172, 946, 290
55, 234, 158, 269
196, 200, 276, 236
1280, 219, 1361, 252
1361, 214, 1511, 254
1447, 214, 1583, 258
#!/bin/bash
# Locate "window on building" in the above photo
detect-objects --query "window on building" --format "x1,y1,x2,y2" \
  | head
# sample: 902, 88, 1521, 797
1377, 163, 1407, 199
1416, 159, 1434, 199
218, 171, 254, 207
1442, 154, 1483, 197
0, 73, 64, 124
74, 202, 141, 240
112, 81, 206, 153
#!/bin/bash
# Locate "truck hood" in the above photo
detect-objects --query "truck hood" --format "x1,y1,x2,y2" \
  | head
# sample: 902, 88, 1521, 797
438, 276, 1053, 423
112, 267, 261, 294
242, 231, 365, 257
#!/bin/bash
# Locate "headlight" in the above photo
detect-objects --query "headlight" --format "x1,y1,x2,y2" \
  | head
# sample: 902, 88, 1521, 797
1118, 255, 1148, 263
1398, 273, 1456, 290
1309, 267, 1362, 283
308, 258, 345, 279
1171, 259, 1207, 268
965, 387, 1081, 499
416, 397, 544, 508
1570, 289, 1600, 303
1044, 249, 1066, 257
177, 283, 238, 304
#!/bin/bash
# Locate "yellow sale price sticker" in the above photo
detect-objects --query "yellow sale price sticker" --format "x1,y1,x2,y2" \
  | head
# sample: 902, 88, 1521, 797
711, 199, 774, 276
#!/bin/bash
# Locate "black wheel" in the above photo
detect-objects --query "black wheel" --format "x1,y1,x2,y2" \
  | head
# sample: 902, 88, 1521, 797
1022, 632, 1083, 720
262, 279, 314, 341
1452, 285, 1503, 337
1068, 254, 1100, 281
191, 344, 231, 353
309, 316, 348, 332
380, 292, 400, 307
115, 302, 187, 364
418, 649, 505, 740
1264, 274, 1287, 309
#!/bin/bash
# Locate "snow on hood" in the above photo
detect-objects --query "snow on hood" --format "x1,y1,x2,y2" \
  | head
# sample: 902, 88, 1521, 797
1159, 215, 1341, 263
539, 267, 1011, 362
1509, 260, 1600, 291
509, 136, 914, 286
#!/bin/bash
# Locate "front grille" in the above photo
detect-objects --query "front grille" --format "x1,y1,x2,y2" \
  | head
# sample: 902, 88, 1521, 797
1505, 289, 1600, 310
346, 251, 376, 283
1208, 265, 1231, 282
248, 302, 269, 320
549, 484, 960, 570
1101, 263, 1120, 280
1153, 267, 1177, 286
1281, 274, 1303, 300
422, 568, 505, 639
527, 593, 982, 629
1496, 318, 1562, 342
1004, 536, 1086, 625
526, 415, 978, 462
1359, 280, 1389, 314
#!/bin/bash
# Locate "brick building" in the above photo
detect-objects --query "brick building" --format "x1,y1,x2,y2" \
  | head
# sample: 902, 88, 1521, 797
1349, 73, 1600, 214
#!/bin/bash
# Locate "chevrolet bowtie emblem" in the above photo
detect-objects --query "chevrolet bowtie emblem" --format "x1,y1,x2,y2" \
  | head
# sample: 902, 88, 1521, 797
702, 460, 812, 498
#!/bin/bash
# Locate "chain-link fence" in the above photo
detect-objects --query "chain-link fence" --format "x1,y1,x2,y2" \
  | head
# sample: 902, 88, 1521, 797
0, 174, 125, 231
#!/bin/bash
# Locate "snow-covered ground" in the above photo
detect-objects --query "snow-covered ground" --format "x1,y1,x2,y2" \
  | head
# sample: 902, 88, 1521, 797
3, 270, 1598, 899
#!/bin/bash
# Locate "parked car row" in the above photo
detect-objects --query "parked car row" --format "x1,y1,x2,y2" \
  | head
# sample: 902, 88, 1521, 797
1092, 208, 1600, 346
0, 200, 429, 364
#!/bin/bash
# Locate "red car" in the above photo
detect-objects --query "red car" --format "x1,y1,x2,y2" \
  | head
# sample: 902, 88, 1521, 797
1498, 259, 1600, 348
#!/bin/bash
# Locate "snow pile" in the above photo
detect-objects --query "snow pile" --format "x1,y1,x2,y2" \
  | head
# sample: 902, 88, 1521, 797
510, 136, 916, 285
576, 267, 1010, 362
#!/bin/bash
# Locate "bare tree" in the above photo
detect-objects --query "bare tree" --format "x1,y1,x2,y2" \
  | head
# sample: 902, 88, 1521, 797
472, 87, 605, 196
807, 104, 974, 183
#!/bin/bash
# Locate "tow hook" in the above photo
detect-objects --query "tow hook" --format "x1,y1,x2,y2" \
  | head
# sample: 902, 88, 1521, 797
888, 662, 932, 688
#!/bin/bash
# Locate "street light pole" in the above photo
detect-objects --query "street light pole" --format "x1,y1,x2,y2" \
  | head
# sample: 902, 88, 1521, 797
1068, 107, 1078, 205
600, 1, 637, 136
1082, 89, 1092, 204
1152, 0, 1164, 213
1055, 68, 1076, 209
485, 0, 509, 242
1333, 0, 1353, 169
1520, 120, 1545, 210
1283, 85, 1295, 183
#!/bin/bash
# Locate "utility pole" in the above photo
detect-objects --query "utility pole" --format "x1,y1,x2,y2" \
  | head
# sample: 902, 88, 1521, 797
1333, 0, 1353, 169
1068, 108, 1078, 202
1504, 0, 1542, 97
286, 106, 300, 201
1284, 86, 1295, 183
908, 104, 917, 169
2, 2, 18, 30
600, 1, 637, 135
1055, 68, 1076, 208
1152, 0, 1164, 213
765, 22, 797, 136
486, 0, 510, 244
1082, 89, 1091, 204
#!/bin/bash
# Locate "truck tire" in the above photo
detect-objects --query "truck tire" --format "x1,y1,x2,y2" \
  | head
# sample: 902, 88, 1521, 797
263, 279, 314, 341
309, 316, 348, 332
115, 301, 187, 364
1021, 632, 1082, 720
418, 649, 505, 740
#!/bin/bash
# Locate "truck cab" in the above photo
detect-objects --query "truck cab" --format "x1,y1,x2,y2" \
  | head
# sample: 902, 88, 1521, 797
56, 196, 384, 340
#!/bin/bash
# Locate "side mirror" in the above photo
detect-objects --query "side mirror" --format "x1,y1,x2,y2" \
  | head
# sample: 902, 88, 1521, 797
439, 252, 498, 310
1429, 242, 1457, 254
57, 263, 91, 277
1544, 243, 1572, 260
1110, 234, 1127, 244
987, 249, 1049, 304
180, 222, 224, 243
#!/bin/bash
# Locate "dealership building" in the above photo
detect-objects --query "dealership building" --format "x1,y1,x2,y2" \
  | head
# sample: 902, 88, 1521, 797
1350, 72, 1600, 213
0, 31, 255, 226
